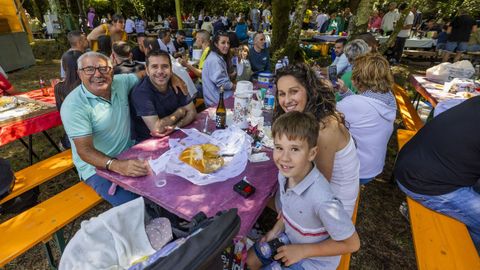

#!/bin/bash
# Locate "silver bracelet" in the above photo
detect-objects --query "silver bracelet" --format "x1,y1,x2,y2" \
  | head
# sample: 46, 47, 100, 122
105, 158, 117, 171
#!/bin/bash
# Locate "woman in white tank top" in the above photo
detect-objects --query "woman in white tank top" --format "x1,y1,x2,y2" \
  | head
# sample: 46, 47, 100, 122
274, 63, 360, 217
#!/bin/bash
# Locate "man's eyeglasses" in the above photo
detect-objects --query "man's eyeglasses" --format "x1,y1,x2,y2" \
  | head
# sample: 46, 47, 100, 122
79, 66, 112, 75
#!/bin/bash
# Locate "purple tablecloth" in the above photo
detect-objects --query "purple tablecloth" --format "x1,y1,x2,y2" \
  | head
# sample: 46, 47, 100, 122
97, 107, 278, 239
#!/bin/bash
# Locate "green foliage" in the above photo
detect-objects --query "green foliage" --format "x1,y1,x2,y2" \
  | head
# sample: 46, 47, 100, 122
129, 0, 145, 15
86, 0, 114, 15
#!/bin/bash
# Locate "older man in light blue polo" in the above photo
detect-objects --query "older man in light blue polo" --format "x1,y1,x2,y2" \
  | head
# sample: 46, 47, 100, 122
61, 52, 147, 206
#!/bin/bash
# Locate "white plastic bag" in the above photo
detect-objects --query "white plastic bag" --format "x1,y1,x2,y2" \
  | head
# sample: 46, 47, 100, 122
426, 60, 475, 83
426, 62, 451, 83
448, 60, 475, 81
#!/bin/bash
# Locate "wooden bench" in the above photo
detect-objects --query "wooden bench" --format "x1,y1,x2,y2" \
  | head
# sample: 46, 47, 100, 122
0, 150, 74, 205
0, 150, 103, 268
392, 84, 424, 132
403, 49, 438, 59
463, 51, 480, 63
336, 195, 360, 270
0, 182, 102, 267
396, 129, 480, 269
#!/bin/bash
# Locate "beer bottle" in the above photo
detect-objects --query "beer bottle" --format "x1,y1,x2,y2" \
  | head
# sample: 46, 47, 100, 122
215, 86, 226, 129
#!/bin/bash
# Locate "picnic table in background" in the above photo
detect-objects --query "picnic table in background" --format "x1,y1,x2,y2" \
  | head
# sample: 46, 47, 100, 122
0, 87, 61, 164
377, 36, 436, 49
313, 34, 346, 42
98, 106, 279, 239
410, 75, 480, 116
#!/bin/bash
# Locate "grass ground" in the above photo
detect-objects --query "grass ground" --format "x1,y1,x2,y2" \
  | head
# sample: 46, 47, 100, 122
0, 60, 420, 269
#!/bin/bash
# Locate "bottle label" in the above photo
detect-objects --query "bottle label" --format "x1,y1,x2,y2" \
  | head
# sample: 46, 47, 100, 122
216, 114, 226, 129
264, 95, 275, 109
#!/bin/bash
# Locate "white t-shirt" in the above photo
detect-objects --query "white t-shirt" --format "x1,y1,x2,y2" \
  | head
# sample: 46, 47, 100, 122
170, 56, 197, 98
250, 8, 260, 23
316, 13, 329, 30
157, 39, 176, 55
398, 11, 414, 38
125, 19, 135, 33
262, 9, 271, 24
381, 10, 400, 32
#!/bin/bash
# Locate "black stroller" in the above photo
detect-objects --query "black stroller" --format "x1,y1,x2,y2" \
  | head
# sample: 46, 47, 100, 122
144, 204, 240, 270
59, 198, 240, 270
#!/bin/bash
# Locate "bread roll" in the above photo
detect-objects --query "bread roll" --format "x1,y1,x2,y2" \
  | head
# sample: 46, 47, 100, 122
179, 144, 224, 173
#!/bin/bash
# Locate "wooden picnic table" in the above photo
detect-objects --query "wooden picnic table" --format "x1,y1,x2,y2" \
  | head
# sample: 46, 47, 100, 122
378, 36, 436, 48
410, 75, 480, 116
97, 100, 278, 239
409, 75, 442, 107
0, 88, 62, 163
312, 34, 348, 42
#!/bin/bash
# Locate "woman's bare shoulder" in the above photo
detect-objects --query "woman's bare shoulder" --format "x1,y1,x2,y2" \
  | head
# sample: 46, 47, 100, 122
317, 115, 350, 148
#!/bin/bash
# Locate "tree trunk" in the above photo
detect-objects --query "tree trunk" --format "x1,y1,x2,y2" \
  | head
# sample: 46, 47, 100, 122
349, 0, 362, 13
31, 0, 43, 22
349, 0, 374, 37
271, 0, 293, 52
284, 0, 308, 63
65, 0, 79, 30
379, 0, 418, 54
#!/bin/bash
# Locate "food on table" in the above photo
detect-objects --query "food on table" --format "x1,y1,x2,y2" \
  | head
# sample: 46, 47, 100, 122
179, 144, 224, 173
444, 78, 476, 94
0, 96, 18, 112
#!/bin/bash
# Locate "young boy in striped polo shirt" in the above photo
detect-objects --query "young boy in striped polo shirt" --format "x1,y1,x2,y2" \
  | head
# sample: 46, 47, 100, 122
246, 111, 360, 270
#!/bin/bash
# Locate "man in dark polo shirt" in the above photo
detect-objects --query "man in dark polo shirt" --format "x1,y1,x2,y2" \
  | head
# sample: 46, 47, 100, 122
394, 96, 480, 252
130, 50, 196, 142
248, 32, 270, 78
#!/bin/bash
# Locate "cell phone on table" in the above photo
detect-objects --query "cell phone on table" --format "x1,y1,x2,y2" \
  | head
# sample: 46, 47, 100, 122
328, 65, 338, 88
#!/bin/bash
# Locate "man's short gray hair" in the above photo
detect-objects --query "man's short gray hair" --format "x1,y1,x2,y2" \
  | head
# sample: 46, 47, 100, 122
344, 39, 371, 63
253, 31, 264, 41
195, 30, 210, 43
77, 51, 113, 70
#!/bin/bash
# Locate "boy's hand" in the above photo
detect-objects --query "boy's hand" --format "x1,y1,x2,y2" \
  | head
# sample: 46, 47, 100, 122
274, 244, 305, 267
260, 230, 278, 243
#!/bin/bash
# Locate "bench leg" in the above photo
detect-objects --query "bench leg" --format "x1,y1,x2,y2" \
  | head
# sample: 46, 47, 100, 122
54, 229, 67, 253
18, 136, 39, 165
43, 242, 58, 270
42, 131, 61, 153
426, 108, 435, 122
412, 93, 421, 110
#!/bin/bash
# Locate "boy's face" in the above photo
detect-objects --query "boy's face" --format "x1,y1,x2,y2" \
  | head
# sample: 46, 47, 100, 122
273, 134, 317, 183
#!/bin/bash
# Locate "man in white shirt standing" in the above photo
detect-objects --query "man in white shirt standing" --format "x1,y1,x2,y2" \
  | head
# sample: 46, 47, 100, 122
316, 10, 329, 31
157, 29, 176, 55
250, 6, 261, 31
261, 4, 272, 31
392, 3, 414, 63
381, 2, 400, 36
125, 17, 135, 34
